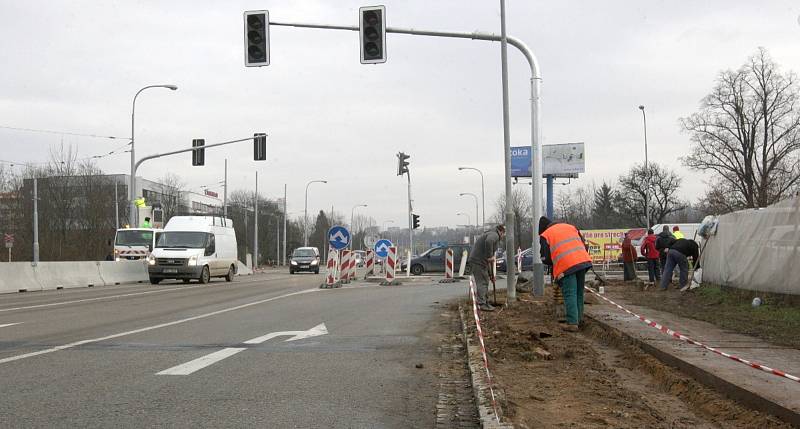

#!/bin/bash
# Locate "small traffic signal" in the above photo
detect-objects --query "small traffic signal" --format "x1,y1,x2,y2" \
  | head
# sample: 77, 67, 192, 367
359, 5, 386, 64
254, 133, 267, 161
192, 139, 205, 166
397, 152, 410, 176
412, 213, 420, 230
244, 10, 269, 67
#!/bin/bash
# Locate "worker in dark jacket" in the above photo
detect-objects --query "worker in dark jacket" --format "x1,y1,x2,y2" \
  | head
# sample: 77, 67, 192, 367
469, 225, 505, 312
539, 216, 592, 332
660, 238, 700, 291
654, 225, 675, 274
620, 232, 637, 281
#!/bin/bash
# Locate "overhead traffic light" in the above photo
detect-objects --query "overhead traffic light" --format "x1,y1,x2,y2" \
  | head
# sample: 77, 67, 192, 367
254, 133, 267, 161
412, 213, 420, 230
192, 139, 205, 166
359, 5, 386, 64
397, 152, 409, 176
244, 10, 269, 67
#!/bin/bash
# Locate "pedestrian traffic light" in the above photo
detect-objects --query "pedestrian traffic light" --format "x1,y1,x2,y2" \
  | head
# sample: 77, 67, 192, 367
359, 5, 386, 64
192, 139, 205, 166
244, 10, 269, 67
397, 152, 410, 176
254, 133, 267, 161
412, 213, 420, 229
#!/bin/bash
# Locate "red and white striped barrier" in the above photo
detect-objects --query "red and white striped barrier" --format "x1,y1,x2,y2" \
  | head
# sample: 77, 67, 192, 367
322, 247, 339, 289
468, 275, 502, 422
339, 250, 351, 284
364, 250, 375, 278
440, 248, 457, 283
516, 247, 523, 274
586, 286, 800, 384
349, 252, 358, 281
381, 246, 398, 285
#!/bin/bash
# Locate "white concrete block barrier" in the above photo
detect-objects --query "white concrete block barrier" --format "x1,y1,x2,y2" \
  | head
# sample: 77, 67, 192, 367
98, 261, 149, 285
33, 261, 105, 291
0, 263, 43, 294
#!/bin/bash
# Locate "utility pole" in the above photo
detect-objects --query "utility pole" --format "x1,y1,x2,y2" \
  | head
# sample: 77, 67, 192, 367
407, 168, 413, 275
254, 171, 259, 269
32, 178, 39, 266
114, 179, 119, 229
283, 184, 287, 266
223, 158, 228, 219
500, 0, 517, 303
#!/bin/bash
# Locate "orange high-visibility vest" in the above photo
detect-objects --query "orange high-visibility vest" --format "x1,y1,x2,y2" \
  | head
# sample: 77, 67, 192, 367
541, 223, 592, 279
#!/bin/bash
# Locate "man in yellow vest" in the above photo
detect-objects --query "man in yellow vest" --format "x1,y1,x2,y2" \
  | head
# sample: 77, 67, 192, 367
539, 216, 593, 332
672, 226, 685, 239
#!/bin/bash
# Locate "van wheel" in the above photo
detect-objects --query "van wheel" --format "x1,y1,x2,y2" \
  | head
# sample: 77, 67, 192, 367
149, 277, 161, 285
225, 265, 234, 282
199, 266, 210, 284
182, 279, 191, 284
464, 265, 472, 275
411, 264, 424, 276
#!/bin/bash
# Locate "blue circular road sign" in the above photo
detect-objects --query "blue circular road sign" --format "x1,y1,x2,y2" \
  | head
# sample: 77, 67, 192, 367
328, 226, 351, 250
374, 239, 393, 258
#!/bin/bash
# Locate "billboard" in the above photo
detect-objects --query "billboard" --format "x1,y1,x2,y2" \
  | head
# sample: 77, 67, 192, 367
581, 229, 627, 262
511, 142, 586, 178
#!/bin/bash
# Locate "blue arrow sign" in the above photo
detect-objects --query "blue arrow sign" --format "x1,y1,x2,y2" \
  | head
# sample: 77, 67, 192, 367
328, 226, 351, 250
374, 239, 393, 258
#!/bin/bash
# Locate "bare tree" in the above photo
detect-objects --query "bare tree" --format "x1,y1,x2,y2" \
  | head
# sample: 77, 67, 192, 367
617, 163, 684, 226
681, 48, 800, 210
157, 173, 187, 221
492, 188, 533, 250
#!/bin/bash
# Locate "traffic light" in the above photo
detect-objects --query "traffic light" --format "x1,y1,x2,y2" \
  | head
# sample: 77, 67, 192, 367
192, 139, 205, 166
244, 10, 269, 67
397, 152, 410, 176
254, 133, 267, 161
359, 5, 386, 64
412, 213, 420, 230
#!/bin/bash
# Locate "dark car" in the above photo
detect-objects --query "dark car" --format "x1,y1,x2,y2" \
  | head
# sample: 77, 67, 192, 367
401, 244, 471, 276
289, 247, 321, 274
497, 248, 535, 273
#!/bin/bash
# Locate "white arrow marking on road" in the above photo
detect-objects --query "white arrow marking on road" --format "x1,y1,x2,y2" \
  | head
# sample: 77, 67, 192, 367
156, 323, 327, 376
157, 348, 246, 376
0, 323, 22, 328
243, 323, 328, 344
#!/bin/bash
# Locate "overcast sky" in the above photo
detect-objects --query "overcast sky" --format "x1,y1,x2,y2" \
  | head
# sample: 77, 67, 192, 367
2, 0, 799, 228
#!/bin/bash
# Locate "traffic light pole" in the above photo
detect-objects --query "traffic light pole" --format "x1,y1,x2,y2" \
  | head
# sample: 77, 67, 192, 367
407, 170, 412, 277
270, 21, 544, 296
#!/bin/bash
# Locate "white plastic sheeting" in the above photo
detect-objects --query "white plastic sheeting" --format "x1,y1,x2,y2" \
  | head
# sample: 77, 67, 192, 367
700, 195, 800, 295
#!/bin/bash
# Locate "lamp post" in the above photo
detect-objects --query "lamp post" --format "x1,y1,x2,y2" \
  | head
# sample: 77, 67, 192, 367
459, 192, 480, 229
638, 105, 650, 230
458, 166, 485, 227
130, 84, 177, 227
350, 204, 367, 249
303, 179, 327, 246
456, 212, 470, 226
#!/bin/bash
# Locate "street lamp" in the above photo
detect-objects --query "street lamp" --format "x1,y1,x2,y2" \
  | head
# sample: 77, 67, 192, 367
459, 192, 480, 229
456, 212, 470, 227
130, 84, 178, 227
638, 105, 650, 230
350, 204, 368, 249
303, 179, 327, 246
458, 166, 485, 227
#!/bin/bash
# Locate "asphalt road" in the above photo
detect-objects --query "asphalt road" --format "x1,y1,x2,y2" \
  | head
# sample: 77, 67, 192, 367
0, 272, 466, 428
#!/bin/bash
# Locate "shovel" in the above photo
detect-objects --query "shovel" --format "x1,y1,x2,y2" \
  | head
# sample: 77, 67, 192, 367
489, 266, 498, 305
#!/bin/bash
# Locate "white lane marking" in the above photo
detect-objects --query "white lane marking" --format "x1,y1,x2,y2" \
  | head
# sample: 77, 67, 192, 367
157, 347, 246, 375
0, 275, 293, 313
0, 323, 22, 328
0, 288, 320, 365
243, 323, 328, 344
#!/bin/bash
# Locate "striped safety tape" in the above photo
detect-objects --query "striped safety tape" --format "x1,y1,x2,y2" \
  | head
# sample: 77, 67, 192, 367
585, 286, 800, 383
469, 276, 502, 423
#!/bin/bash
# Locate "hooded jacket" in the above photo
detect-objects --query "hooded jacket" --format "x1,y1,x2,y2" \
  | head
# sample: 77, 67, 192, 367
640, 234, 660, 260
655, 230, 676, 252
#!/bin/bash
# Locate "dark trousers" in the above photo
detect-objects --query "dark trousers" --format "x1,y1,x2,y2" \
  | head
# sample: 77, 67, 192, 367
660, 249, 689, 290
560, 269, 586, 325
646, 259, 660, 282
623, 261, 636, 281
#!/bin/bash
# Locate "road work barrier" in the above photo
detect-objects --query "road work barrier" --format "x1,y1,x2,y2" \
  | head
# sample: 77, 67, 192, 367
468, 275, 501, 422
380, 246, 399, 286
585, 286, 800, 384
0, 260, 150, 295
321, 248, 340, 289
457, 250, 468, 278
339, 250, 351, 284
364, 250, 375, 278
516, 247, 522, 274
348, 252, 358, 281
440, 248, 457, 283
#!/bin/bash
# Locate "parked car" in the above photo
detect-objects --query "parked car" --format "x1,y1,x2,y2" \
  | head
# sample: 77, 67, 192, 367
400, 244, 471, 275
497, 247, 535, 273
147, 216, 237, 284
290, 247, 321, 274
353, 250, 366, 267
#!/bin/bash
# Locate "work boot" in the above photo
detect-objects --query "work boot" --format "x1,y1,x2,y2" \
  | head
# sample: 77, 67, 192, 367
560, 323, 579, 332
479, 304, 495, 312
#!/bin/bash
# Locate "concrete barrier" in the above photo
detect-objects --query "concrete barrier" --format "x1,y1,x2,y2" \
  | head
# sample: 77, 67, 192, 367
33, 261, 105, 291
236, 260, 253, 276
98, 260, 149, 285
0, 263, 43, 293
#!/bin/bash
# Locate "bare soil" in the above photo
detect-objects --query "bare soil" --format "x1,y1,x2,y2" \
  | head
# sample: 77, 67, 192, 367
469, 290, 789, 428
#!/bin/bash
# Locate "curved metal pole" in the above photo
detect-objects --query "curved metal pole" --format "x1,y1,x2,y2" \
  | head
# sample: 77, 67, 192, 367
456, 212, 470, 226
459, 166, 485, 228
304, 180, 327, 246
459, 193, 479, 228
639, 105, 650, 230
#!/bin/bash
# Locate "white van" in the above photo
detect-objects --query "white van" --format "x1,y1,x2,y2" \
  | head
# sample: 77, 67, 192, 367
113, 228, 163, 260
147, 216, 238, 284
632, 223, 701, 259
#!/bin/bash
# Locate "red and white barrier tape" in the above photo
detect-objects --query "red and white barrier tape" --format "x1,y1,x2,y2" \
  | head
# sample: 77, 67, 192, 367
468, 276, 501, 423
585, 286, 800, 383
